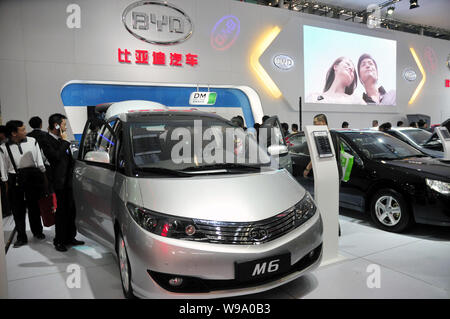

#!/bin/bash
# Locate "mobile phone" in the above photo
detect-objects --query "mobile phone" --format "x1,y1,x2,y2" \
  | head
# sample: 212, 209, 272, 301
55, 124, 60, 130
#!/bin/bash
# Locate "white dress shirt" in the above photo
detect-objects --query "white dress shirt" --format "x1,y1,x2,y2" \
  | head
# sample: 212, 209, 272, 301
0, 137, 46, 182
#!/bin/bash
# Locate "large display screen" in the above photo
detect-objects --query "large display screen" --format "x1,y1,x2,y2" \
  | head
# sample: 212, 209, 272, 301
304, 25, 397, 105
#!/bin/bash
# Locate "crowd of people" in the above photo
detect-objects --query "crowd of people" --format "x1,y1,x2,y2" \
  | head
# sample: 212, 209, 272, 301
0, 115, 83, 252
231, 114, 429, 139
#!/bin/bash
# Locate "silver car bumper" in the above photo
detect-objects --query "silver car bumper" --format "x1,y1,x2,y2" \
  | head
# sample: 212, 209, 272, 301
122, 210, 323, 299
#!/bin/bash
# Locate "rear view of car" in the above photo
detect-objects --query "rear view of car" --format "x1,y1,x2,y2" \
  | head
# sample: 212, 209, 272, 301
73, 101, 323, 298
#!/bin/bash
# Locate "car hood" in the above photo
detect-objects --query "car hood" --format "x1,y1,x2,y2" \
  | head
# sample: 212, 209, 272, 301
384, 157, 450, 181
417, 147, 444, 158
136, 169, 306, 222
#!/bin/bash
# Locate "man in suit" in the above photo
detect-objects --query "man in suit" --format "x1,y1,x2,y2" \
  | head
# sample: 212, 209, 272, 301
40, 113, 84, 252
27, 116, 47, 146
0, 125, 11, 218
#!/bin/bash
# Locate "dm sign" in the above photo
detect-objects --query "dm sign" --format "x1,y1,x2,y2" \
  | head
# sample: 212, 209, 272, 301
122, 1, 193, 45
189, 92, 217, 105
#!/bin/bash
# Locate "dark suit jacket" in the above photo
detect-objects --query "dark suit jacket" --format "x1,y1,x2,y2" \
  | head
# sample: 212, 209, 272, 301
27, 129, 48, 148
40, 133, 74, 191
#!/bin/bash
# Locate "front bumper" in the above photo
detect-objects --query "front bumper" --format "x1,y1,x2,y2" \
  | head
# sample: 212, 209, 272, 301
121, 210, 323, 299
413, 189, 450, 226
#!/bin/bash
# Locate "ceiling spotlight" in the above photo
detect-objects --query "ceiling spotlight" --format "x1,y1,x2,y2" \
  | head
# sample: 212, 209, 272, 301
387, 6, 395, 15
409, 0, 419, 9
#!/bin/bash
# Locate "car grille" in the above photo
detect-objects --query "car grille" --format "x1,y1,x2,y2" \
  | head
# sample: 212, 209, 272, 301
193, 204, 314, 245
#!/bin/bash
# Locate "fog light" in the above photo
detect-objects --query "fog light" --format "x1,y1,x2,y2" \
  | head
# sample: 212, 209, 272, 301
185, 225, 196, 236
169, 277, 184, 287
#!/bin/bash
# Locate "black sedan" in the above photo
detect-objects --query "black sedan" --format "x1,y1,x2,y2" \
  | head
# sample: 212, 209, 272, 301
385, 127, 443, 158
286, 130, 450, 232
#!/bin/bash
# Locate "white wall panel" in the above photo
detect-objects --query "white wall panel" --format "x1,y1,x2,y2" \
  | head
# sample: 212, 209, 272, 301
0, 0, 448, 130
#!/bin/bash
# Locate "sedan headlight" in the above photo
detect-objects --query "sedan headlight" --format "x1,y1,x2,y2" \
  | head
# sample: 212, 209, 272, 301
426, 179, 450, 195
293, 192, 317, 224
126, 203, 207, 241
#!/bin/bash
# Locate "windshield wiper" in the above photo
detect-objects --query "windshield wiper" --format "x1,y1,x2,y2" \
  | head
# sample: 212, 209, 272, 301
136, 167, 193, 177
389, 154, 429, 160
181, 163, 265, 172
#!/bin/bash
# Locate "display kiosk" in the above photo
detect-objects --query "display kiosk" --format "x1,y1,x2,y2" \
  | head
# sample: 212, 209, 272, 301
0, 194, 8, 298
304, 126, 343, 265
435, 126, 450, 161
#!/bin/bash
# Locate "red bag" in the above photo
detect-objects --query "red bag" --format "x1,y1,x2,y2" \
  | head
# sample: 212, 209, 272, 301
39, 193, 57, 227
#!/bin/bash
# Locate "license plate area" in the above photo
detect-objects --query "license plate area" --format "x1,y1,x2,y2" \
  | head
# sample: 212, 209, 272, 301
235, 253, 291, 282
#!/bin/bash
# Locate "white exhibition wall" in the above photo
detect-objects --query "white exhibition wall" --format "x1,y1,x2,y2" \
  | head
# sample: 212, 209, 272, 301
0, 0, 449, 135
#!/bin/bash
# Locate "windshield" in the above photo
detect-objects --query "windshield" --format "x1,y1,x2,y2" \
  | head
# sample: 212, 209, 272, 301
399, 129, 432, 145
129, 116, 272, 172
344, 132, 423, 160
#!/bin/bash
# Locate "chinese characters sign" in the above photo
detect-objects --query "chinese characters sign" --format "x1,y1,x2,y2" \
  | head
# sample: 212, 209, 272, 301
118, 48, 198, 67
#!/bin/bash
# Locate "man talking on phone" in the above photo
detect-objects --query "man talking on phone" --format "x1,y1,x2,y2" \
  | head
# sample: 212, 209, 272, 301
41, 113, 84, 252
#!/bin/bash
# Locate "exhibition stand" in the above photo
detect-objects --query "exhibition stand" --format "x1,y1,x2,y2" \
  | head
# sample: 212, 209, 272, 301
304, 125, 344, 266
0, 193, 8, 298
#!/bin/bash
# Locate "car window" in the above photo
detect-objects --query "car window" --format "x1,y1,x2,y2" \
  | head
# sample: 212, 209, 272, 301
340, 139, 363, 165
81, 121, 101, 159
399, 129, 432, 145
98, 123, 116, 164
341, 140, 355, 155
287, 134, 309, 155
344, 132, 423, 160
81, 120, 116, 165
129, 116, 272, 171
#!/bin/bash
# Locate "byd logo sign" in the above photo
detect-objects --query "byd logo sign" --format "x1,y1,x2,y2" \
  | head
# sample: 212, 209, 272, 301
122, 1, 193, 45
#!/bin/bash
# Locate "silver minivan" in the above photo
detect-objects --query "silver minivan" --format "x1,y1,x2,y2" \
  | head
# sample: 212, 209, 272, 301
73, 100, 323, 298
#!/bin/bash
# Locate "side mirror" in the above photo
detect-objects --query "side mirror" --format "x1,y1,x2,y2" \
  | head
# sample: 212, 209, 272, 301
268, 145, 288, 156
84, 151, 110, 164
354, 156, 364, 167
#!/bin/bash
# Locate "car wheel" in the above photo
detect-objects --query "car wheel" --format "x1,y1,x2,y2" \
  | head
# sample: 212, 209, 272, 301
370, 189, 413, 233
116, 230, 136, 299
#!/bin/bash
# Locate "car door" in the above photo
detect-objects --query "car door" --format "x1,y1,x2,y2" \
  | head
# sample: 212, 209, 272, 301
73, 119, 117, 249
286, 133, 314, 193
338, 137, 369, 211
286, 133, 310, 176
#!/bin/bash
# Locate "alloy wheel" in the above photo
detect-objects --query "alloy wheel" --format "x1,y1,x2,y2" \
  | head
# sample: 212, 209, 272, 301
375, 195, 402, 227
118, 237, 130, 293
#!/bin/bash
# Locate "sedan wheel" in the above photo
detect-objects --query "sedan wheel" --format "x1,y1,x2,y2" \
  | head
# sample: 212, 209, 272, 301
117, 231, 135, 298
370, 189, 413, 233
375, 196, 401, 227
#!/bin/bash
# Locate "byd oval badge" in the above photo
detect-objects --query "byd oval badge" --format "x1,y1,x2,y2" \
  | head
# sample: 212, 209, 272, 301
249, 228, 268, 242
273, 55, 294, 70
403, 68, 417, 82
122, 1, 193, 45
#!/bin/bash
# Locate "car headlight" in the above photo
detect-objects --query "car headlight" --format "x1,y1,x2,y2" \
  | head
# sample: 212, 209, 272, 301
426, 179, 450, 195
126, 203, 207, 241
292, 192, 317, 224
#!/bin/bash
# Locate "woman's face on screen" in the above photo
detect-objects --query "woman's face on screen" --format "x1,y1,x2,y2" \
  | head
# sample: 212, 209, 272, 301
334, 58, 355, 87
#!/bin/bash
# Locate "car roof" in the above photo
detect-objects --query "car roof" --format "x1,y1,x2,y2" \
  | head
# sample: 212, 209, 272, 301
120, 110, 228, 123
388, 127, 427, 131
289, 129, 385, 136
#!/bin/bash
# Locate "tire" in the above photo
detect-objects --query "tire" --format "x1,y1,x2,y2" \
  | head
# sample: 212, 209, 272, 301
369, 188, 413, 233
116, 230, 136, 299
